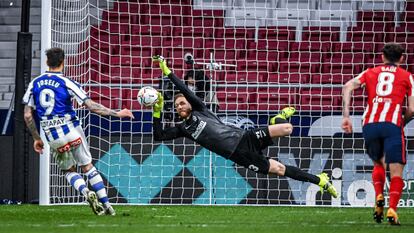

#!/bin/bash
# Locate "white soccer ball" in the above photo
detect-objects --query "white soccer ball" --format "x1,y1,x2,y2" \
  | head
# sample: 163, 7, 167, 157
137, 86, 159, 107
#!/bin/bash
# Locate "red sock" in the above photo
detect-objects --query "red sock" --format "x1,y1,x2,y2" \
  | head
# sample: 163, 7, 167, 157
372, 165, 385, 197
389, 176, 404, 211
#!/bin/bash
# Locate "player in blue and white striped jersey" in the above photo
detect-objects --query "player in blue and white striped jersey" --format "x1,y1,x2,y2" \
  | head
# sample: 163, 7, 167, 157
23, 47, 134, 215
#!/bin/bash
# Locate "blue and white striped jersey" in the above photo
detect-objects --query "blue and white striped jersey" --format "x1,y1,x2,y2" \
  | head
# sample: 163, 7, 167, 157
22, 71, 89, 141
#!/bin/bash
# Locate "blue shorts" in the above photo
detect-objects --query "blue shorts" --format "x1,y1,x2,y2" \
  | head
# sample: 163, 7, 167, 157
362, 122, 406, 164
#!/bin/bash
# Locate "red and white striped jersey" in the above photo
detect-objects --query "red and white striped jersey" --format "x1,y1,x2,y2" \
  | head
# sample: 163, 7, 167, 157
357, 65, 414, 127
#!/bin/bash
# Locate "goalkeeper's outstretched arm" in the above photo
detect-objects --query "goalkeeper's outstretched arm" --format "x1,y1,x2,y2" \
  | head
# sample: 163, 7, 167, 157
152, 55, 205, 111
152, 93, 184, 141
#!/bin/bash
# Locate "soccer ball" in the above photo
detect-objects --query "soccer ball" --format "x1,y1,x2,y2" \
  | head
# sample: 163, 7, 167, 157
137, 86, 159, 107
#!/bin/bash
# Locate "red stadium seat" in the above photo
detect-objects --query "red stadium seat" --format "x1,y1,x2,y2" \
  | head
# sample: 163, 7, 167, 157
248, 39, 289, 51
302, 27, 340, 42
332, 42, 374, 53
299, 88, 342, 111
278, 61, 316, 74
357, 11, 394, 22
112, 2, 140, 13
249, 88, 298, 111
351, 89, 366, 112
239, 60, 272, 72
290, 42, 330, 52
258, 26, 295, 41
267, 73, 307, 83
87, 87, 122, 109
222, 28, 255, 39
220, 72, 265, 83
329, 53, 365, 64
347, 27, 385, 42
311, 74, 349, 84
288, 52, 322, 63
216, 88, 248, 111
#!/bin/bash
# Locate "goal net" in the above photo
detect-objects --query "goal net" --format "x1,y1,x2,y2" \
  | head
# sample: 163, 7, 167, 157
42, 0, 414, 206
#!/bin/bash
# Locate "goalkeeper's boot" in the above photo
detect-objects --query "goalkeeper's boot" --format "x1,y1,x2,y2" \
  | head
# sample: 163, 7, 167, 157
86, 191, 105, 216
373, 194, 385, 223
386, 208, 401, 226
105, 205, 116, 216
317, 173, 338, 198
270, 107, 296, 125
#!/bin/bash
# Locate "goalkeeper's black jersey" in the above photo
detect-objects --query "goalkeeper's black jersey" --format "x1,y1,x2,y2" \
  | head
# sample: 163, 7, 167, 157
153, 73, 244, 158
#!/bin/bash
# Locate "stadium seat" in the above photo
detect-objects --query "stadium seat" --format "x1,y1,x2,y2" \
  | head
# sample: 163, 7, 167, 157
258, 26, 295, 41
288, 52, 322, 63
310, 74, 351, 84
249, 88, 298, 111
351, 89, 366, 112
220, 72, 265, 83
332, 42, 374, 53
347, 26, 385, 42
329, 53, 365, 64
216, 88, 248, 111
239, 60, 272, 72
386, 27, 414, 43
299, 88, 342, 111
112, 1, 140, 13
290, 42, 330, 52
88, 87, 121, 109
322, 63, 362, 75
267, 73, 307, 83
248, 39, 289, 51
278, 61, 316, 74
357, 11, 394, 23
302, 27, 340, 42
248, 51, 279, 61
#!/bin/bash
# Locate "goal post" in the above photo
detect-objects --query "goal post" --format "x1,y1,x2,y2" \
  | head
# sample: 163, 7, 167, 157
40, 0, 414, 207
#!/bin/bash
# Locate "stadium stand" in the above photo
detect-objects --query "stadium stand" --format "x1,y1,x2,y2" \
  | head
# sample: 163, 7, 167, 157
69, 0, 412, 113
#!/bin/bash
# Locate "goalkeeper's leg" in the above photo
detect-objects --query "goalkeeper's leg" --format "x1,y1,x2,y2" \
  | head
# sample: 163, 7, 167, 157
268, 107, 295, 138
268, 159, 338, 198
269, 107, 295, 125
82, 164, 116, 216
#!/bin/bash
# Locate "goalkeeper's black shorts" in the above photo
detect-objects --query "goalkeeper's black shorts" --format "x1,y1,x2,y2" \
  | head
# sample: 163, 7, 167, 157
229, 127, 273, 174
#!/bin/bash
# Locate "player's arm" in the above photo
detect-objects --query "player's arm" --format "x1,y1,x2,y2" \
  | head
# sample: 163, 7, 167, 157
152, 93, 184, 140
342, 76, 363, 133
405, 96, 414, 125
22, 80, 44, 153
23, 105, 43, 153
64, 78, 134, 118
405, 75, 414, 125
83, 99, 134, 118
152, 55, 205, 110
23, 105, 41, 140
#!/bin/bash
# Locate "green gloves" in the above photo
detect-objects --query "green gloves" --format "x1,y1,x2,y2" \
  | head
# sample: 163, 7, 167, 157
152, 55, 171, 76
153, 92, 164, 118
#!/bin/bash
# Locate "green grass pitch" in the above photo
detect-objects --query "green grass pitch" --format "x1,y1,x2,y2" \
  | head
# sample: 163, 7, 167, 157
1, 205, 414, 233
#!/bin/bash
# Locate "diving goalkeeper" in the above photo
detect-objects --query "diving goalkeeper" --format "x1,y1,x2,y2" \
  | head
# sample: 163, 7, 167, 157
152, 55, 338, 198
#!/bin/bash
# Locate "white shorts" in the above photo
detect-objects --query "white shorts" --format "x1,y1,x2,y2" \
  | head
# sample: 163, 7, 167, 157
48, 125, 92, 170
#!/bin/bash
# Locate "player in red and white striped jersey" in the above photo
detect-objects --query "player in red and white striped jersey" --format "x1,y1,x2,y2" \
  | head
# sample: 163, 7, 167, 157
342, 43, 414, 225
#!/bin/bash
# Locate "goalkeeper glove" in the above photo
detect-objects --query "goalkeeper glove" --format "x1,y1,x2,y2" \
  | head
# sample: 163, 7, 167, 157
152, 55, 171, 76
153, 92, 164, 118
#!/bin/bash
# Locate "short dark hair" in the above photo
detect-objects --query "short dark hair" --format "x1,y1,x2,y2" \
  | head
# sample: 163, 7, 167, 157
46, 47, 65, 68
382, 43, 404, 63
174, 93, 185, 103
